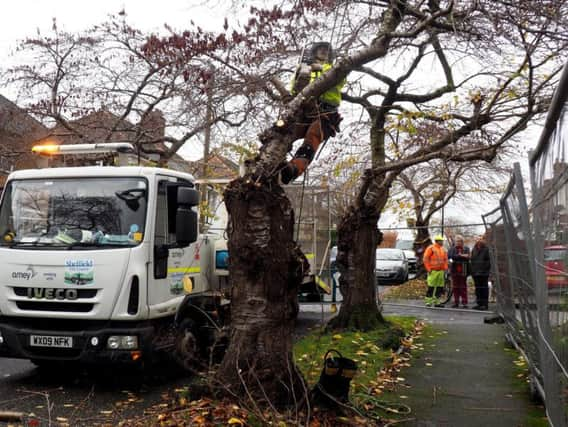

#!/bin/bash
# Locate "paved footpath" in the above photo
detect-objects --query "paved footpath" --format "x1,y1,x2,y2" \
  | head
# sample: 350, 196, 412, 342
385, 304, 547, 427
300, 301, 547, 426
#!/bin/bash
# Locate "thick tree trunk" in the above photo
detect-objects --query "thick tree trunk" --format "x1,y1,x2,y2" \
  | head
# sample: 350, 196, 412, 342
215, 0, 407, 405
216, 178, 305, 406
414, 220, 431, 277
328, 206, 385, 331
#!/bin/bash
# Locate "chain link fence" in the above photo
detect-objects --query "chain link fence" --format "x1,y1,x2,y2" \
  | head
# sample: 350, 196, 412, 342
484, 62, 568, 427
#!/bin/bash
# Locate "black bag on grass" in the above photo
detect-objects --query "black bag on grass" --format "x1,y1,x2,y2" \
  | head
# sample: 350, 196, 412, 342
311, 349, 358, 407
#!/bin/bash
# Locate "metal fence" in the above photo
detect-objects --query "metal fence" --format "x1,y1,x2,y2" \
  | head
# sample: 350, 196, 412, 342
285, 178, 340, 298
484, 62, 568, 427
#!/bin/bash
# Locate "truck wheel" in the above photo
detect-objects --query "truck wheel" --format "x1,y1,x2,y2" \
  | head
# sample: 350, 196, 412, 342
174, 319, 201, 372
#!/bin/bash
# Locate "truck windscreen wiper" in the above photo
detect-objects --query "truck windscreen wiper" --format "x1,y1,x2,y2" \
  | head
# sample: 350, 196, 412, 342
4, 241, 67, 249
65, 241, 134, 250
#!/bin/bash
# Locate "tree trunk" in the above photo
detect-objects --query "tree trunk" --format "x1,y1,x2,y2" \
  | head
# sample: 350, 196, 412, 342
215, 178, 306, 406
414, 219, 431, 277
327, 171, 395, 331
328, 206, 385, 331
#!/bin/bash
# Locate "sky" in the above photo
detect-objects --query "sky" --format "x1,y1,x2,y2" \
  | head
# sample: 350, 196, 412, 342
0, 1, 234, 160
0, 1, 226, 49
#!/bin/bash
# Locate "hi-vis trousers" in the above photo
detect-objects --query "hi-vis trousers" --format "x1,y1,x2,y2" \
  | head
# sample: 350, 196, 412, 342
425, 270, 445, 306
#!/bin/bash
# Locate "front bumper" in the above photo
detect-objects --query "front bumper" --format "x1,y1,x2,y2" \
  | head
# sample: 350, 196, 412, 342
376, 269, 406, 284
0, 318, 155, 364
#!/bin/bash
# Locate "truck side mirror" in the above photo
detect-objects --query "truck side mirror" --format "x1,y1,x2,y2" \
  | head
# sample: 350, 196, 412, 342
177, 186, 199, 207
176, 187, 199, 247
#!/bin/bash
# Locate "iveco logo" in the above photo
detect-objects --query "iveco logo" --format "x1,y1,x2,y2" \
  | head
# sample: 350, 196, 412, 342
26, 288, 78, 300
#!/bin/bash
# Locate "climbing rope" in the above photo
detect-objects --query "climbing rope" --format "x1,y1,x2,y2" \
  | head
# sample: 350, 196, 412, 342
313, 383, 413, 424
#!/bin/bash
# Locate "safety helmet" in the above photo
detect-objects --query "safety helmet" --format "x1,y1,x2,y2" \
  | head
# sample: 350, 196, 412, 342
308, 41, 334, 62
434, 235, 445, 241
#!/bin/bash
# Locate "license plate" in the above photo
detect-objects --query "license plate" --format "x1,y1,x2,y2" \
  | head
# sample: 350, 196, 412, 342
377, 272, 391, 277
30, 335, 73, 348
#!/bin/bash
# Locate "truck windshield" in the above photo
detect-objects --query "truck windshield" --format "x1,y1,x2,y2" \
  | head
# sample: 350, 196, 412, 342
0, 177, 147, 249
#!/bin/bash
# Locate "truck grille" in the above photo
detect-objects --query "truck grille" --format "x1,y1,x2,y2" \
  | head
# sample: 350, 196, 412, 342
13, 288, 97, 298
12, 287, 97, 313
16, 301, 94, 313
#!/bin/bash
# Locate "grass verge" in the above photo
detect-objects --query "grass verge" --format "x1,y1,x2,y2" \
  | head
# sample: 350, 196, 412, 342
294, 316, 416, 393
294, 316, 431, 425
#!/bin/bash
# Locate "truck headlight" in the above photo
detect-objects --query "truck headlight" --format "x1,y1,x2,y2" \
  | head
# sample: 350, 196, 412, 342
107, 336, 120, 350
107, 335, 138, 350
121, 336, 138, 350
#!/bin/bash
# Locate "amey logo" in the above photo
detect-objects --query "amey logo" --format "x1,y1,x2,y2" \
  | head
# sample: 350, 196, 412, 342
12, 266, 37, 281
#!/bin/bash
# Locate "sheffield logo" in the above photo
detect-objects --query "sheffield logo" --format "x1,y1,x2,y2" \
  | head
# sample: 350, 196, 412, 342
12, 266, 37, 281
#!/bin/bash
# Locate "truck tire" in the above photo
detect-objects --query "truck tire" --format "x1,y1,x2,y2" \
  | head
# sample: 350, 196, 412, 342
174, 319, 202, 372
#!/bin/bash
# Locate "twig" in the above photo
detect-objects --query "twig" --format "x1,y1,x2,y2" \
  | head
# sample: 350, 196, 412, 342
69, 385, 95, 424
19, 390, 52, 426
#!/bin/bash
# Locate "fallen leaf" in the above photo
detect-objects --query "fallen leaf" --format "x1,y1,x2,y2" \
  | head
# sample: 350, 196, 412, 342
228, 417, 245, 425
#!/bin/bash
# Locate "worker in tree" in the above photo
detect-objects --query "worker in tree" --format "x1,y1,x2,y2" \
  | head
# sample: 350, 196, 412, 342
279, 42, 344, 184
423, 235, 448, 307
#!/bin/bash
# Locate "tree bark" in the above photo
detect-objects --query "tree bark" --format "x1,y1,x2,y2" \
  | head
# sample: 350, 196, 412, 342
328, 206, 385, 331
215, 178, 306, 406
414, 219, 431, 277
328, 171, 394, 331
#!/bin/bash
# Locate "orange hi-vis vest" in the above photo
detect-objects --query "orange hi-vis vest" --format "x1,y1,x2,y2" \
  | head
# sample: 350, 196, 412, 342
423, 244, 448, 272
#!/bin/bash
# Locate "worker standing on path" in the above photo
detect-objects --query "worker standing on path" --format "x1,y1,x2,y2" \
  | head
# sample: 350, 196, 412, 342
448, 235, 471, 308
423, 235, 448, 307
279, 42, 344, 184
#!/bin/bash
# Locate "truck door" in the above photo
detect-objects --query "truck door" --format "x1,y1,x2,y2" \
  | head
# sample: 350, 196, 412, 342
148, 177, 199, 313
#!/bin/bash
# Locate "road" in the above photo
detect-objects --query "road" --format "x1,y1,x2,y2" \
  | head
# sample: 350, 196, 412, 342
0, 356, 192, 425
0, 302, 491, 426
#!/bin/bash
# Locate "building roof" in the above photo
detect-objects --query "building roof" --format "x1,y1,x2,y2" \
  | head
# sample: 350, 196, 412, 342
188, 152, 240, 179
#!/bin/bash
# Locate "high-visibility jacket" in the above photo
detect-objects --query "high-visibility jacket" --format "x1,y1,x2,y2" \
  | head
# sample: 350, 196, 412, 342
423, 244, 448, 272
291, 62, 345, 106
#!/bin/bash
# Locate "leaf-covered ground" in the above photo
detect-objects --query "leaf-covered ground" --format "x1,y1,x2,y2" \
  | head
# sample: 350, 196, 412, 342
381, 278, 427, 300
118, 316, 431, 426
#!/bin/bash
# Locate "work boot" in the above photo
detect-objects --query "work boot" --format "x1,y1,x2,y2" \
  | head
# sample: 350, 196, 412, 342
278, 163, 298, 185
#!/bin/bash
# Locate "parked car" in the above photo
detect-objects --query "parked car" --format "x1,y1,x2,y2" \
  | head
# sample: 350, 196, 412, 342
395, 239, 417, 274
376, 248, 409, 285
544, 245, 568, 288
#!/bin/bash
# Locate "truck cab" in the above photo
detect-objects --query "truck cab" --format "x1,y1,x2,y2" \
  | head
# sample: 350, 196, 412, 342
0, 166, 207, 367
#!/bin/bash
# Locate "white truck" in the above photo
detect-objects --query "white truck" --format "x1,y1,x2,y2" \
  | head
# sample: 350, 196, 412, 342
0, 159, 230, 369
